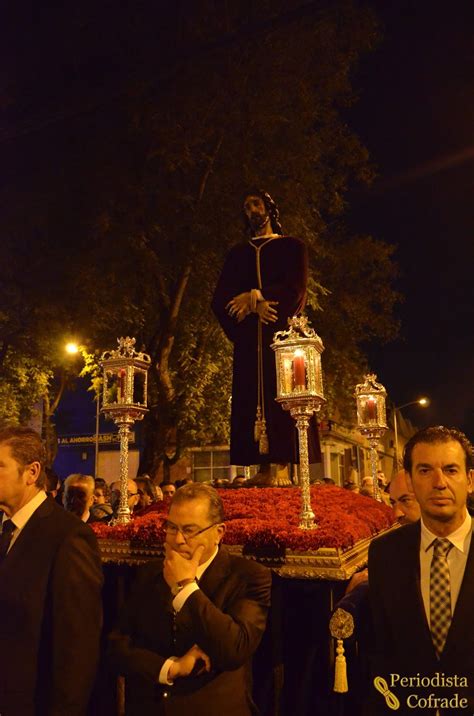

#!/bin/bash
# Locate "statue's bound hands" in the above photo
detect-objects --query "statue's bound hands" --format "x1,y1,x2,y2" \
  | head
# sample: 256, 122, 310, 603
226, 292, 251, 322
256, 300, 278, 324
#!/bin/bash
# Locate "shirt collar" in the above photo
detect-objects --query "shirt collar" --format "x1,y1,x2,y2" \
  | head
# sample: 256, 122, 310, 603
196, 546, 219, 581
2, 491, 47, 531
421, 510, 472, 554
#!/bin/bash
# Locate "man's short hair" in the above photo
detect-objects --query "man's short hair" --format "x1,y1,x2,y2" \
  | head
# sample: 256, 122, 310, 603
403, 426, 474, 473
64, 474, 95, 497
171, 483, 224, 523
0, 425, 47, 488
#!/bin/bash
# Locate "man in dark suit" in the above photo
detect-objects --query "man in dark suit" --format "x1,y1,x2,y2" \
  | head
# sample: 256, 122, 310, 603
109, 483, 271, 715
368, 426, 474, 714
0, 426, 103, 716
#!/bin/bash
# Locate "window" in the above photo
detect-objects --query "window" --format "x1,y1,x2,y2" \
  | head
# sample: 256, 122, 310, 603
192, 449, 231, 483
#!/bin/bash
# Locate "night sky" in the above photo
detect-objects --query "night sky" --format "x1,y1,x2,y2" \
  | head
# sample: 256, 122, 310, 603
2, 1, 474, 436
349, 0, 474, 435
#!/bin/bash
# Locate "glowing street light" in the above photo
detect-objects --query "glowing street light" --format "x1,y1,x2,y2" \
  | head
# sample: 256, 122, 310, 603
393, 397, 430, 468
65, 342, 80, 355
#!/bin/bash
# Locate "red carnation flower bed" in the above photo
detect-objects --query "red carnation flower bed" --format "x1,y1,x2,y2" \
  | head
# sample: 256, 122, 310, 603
91, 485, 395, 553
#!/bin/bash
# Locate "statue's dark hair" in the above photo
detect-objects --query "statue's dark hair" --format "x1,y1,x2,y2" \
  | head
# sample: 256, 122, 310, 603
242, 189, 283, 235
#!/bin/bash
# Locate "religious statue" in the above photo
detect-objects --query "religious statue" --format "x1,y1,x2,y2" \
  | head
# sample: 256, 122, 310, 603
212, 189, 320, 485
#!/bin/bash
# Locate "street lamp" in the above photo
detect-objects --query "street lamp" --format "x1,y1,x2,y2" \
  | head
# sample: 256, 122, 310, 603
393, 398, 430, 468
65, 342, 80, 355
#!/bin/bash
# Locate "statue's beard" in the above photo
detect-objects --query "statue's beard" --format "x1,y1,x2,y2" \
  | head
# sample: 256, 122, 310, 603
249, 212, 270, 232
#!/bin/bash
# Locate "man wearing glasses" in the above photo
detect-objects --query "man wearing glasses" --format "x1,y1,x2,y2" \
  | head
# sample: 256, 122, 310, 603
109, 483, 272, 715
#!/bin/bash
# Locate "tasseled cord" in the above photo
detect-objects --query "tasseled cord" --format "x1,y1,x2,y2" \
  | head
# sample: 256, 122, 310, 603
333, 638, 348, 693
329, 607, 354, 694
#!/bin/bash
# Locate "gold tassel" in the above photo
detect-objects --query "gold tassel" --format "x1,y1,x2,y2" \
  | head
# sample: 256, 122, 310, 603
254, 407, 262, 442
259, 419, 269, 454
333, 639, 348, 693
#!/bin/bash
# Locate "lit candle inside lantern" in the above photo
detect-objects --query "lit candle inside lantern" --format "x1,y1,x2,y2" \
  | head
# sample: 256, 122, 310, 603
365, 398, 377, 421
292, 349, 306, 389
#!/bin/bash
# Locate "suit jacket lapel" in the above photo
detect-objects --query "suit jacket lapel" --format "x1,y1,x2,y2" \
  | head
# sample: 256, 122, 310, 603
399, 523, 435, 654
1, 497, 54, 564
198, 546, 231, 602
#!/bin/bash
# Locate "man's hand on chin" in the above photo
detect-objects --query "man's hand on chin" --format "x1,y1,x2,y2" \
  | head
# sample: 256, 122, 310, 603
163, 543, 205, 588
168, 644, 211, 680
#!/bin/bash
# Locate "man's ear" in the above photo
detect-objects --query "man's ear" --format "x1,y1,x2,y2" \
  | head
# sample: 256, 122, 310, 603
24, 461, 41, 486
467, 470, 473, 494
405, 469, 414, 491
216, 523, 226, 545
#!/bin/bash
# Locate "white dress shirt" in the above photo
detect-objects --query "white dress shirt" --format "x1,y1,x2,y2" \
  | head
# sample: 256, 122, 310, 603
420, 510, 472, 623
1, 490, 47, 553
159, 546, 219, 685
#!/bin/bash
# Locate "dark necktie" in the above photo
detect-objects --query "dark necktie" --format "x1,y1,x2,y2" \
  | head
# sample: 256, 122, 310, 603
0, 519, 16, 562
430, 537, 452, 657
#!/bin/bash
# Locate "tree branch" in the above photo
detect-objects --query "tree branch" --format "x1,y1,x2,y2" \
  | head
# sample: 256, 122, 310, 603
156, 134, 224, 402
196, 133, 224, 208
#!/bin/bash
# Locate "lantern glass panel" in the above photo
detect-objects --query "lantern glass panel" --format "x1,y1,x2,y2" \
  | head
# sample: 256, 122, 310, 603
308, 350, 323, 395
277, 349, 297, 396
291, 348, 307, 392
105, 369, 126, 404
361, 396, 378, 423
133, 371, 146, 405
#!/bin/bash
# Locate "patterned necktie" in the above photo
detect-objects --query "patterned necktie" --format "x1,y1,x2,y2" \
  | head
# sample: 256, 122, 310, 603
430, 537, 452, 657
0, 519, 15, 562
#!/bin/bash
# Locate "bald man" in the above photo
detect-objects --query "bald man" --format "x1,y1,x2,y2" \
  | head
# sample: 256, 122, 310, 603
388, 469, 421, 525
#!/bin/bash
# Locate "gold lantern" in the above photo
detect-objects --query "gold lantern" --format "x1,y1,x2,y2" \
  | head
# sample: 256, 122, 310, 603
100, 337, 151, 524
272, 315, 325, 529
355, 374, 387, 503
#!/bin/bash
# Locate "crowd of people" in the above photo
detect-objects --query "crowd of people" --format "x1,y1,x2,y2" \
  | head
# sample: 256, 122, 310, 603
1, 423, 474, 714
45, 471, 188, 524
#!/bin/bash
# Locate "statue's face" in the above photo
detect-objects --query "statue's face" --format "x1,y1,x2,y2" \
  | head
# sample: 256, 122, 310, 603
243, 195, 269, 232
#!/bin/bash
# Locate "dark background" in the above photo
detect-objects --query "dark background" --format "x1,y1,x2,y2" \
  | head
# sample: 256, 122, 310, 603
2, 0, 474, 435
349, 0, 474, 434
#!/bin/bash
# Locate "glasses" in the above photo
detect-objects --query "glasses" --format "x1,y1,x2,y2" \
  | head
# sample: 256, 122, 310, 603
164, 520, 220, 540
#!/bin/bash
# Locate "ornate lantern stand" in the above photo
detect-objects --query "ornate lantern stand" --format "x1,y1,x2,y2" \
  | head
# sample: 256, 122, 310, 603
355, 374, 388, 503
271, 316, 325, 530
100, 337, 151, 525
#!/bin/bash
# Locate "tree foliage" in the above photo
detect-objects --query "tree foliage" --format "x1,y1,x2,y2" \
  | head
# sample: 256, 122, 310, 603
0, 0, 399, 469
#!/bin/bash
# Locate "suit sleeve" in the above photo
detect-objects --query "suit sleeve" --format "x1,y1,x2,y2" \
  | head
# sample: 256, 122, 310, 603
49, 525, 103, 715
178, 561, 272, 671
108, 564, 167, 683
367, 537, 394, 678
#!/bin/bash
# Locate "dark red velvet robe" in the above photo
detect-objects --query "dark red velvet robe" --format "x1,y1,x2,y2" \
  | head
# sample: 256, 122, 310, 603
212, 235, 320, 466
